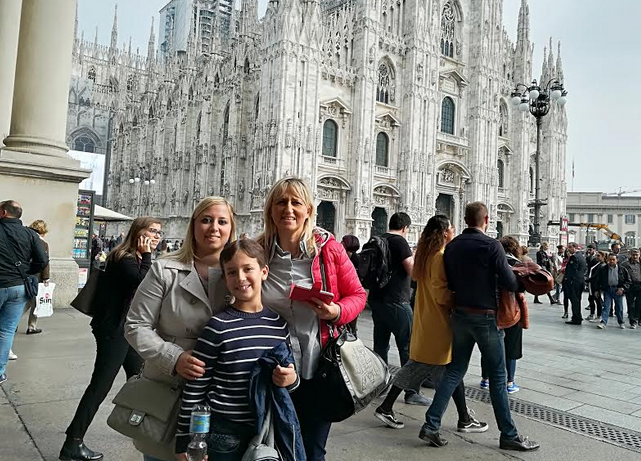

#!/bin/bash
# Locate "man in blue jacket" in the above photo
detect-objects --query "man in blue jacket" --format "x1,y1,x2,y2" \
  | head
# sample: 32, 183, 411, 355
0, 200, 48, 385
418, 202, 539, 452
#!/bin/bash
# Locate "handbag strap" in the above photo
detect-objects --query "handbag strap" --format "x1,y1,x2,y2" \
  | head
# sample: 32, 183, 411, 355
0, 222, 30, 282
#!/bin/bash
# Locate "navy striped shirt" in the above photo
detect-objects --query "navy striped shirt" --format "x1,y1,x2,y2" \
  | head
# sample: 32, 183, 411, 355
175, 306, 291, 453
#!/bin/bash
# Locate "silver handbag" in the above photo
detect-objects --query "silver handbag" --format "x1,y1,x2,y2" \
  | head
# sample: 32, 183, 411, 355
107, 374, 182, 445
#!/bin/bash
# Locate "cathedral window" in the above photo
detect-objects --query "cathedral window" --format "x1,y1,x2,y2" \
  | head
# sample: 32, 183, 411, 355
322, 120, 338, 158
88, 66, 96, 82
196, 112, 202, 143
255, 96, 260, 121
126, 75, 135, 91
223, 103, 230, 141
440, 97, 455, 135
499, 101, 508, 137
375, 132, 389, 167
497, 159, 505, 188
376, 61, 394, 104
73, 135, 96, 153
440, 2, 457, 58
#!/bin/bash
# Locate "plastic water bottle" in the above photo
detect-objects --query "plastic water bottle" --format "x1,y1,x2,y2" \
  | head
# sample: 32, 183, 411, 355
187, 405, 210, 461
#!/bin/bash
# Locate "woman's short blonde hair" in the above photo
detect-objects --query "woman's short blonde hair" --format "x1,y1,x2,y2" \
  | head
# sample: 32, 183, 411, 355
256, 177, 317, 257
167, 196, 237, 264
29, 220, 48, 236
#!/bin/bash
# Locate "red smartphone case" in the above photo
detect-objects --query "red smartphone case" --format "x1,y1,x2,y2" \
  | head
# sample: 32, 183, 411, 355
289, 282, 334, 304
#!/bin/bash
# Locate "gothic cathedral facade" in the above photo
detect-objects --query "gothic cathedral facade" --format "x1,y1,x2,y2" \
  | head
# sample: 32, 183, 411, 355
67, 0, 568, 245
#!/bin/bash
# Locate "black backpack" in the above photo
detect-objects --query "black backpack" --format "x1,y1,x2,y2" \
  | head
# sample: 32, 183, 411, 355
357, 235, 392, 289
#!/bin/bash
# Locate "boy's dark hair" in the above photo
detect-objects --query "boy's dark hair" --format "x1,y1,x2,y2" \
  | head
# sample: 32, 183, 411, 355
389, 212, 411, 231
220, 238, 268, 273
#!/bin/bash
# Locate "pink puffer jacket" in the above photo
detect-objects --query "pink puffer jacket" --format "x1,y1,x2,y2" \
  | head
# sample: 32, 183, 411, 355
311, 228, 367, 346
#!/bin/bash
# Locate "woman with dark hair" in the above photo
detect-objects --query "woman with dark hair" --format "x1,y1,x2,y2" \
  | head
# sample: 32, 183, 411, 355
341, 234, 360, 268
480, 236, 524, 394
374, 215, 487, 433
60, 217, 162, 461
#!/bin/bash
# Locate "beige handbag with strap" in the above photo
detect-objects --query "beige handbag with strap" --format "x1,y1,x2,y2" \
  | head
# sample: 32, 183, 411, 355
107, 374, 182, 445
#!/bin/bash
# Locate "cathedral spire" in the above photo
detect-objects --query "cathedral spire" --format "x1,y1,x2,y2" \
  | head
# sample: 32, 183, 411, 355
94, 26, 98, 48
556, 41, 564, 84
240, 0, 258, 35
547, 36, 555, 74
110, 4, 118, 50
147, 17, 156, 64
516, 0, 530, 49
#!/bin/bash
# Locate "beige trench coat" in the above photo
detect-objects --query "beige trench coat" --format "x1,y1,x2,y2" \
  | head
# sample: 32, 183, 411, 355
124, 258, 228, 460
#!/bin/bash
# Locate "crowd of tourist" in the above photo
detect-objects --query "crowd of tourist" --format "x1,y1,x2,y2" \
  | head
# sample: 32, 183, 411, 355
534, 240, 641, 329
21, 180, 641, 459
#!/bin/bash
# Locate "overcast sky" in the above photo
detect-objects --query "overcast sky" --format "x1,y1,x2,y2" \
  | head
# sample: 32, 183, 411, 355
77, 0, 641, 194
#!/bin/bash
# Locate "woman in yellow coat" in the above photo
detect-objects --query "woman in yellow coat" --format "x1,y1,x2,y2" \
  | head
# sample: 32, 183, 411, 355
374, 215, 488, 432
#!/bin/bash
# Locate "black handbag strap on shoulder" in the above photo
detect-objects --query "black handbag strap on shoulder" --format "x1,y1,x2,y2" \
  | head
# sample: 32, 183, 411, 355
0, 222, 30, 282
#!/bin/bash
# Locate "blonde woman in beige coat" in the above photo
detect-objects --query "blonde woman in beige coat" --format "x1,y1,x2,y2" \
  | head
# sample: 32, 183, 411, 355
125, 197, 236, 461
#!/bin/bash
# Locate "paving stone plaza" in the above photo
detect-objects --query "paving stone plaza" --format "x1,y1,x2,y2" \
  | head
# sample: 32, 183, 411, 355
3, 295, 641, 461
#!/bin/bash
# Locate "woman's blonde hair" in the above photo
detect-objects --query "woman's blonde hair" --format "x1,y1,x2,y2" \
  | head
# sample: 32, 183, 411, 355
29, 220, 48, 236
107, 216, 162, 263
167, 196, 237, 264
256, 177, 317, 257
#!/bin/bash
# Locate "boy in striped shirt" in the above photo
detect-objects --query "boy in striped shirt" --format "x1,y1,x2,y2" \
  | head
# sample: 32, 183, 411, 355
176, 239, 299, 461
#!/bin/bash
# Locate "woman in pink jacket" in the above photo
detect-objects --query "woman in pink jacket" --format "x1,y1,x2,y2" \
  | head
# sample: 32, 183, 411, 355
257, 177, 366, 461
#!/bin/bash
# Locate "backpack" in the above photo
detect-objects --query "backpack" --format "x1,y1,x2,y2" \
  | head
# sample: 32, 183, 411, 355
356, 235, 392, 289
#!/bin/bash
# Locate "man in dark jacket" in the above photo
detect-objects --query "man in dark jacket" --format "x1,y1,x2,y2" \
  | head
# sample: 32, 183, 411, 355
0, 200, 48, 384
622, 249, 641, 328
563, 242, 587, 325
595, 253, 631, 329
419, 202, 539, 452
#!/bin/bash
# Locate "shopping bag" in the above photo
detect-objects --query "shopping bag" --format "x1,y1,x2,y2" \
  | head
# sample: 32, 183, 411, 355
34, 283, 56, 317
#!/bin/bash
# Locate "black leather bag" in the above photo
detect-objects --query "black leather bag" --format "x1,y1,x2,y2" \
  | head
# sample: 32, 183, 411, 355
0, 224, 39, 298
311, 254, 390, 423
70, 266, 105, 317
313, 326, 390, 423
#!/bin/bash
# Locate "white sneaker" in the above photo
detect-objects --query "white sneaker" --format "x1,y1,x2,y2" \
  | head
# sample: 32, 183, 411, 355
597, 322, 606, 330
620, 323, 626, 329
8, 350, 18, 360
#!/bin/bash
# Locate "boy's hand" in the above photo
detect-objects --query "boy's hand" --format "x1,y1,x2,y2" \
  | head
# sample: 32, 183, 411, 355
272, 363, 297, 387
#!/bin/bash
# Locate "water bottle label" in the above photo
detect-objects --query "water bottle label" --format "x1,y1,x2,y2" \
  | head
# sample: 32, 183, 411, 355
190, 414, 210, 434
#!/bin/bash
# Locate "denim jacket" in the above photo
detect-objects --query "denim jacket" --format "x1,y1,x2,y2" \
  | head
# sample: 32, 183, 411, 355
248, 342, 306, 461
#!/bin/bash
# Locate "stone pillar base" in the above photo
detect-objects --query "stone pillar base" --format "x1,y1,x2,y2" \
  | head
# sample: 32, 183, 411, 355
0, 147, 90, 310
50, 257, 80, 308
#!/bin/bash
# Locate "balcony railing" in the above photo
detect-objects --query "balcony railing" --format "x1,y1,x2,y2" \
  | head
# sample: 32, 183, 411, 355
375, 165, 392, 176
437, 131, 469, 147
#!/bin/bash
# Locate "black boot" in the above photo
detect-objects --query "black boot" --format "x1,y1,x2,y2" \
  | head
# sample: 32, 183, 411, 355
59, 436, 103, 461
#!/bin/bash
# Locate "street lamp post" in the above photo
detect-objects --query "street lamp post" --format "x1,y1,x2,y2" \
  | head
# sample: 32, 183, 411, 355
128, 176, 156, 215
511, 79, 567, 246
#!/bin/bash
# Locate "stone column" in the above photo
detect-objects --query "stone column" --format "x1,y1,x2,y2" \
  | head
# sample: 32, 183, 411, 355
0, 0, 89, 309
3, 0, 76, 157
0, 0, 22, 144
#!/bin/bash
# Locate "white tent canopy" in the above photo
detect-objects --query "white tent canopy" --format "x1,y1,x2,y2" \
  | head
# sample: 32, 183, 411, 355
93, 204, 133, 222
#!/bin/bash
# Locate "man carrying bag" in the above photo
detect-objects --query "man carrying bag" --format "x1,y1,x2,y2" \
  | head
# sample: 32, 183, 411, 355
0, 200, 48, 385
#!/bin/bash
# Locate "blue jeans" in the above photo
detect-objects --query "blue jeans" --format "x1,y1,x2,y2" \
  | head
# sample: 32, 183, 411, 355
423, 309, 518, 441
0, 284, 28, 376
602, 287, 624, 325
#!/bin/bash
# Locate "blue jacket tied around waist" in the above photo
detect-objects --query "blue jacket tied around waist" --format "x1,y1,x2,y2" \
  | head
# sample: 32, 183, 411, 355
248, 342, 306, 461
